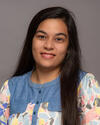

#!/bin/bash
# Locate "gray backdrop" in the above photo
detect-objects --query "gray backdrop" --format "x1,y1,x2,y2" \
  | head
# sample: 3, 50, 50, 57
0, 0, 100, 87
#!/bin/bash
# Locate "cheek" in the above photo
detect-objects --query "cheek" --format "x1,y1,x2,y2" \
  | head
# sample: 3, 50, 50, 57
32, 40, 40, 53
32, 40, 43, 60
57, 45, 68, 58
32, 39, 43, 50
56, 45, 68, 64
32, 40, 38, 58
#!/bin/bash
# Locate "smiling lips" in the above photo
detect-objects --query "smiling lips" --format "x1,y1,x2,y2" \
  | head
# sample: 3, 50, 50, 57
40, 52, 56, 59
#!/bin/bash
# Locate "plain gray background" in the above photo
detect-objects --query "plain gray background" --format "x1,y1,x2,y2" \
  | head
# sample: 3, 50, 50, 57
0, 0, 100, 87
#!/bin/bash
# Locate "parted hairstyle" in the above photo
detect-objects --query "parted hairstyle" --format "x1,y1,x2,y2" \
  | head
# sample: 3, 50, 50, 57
13, 7, 81, 125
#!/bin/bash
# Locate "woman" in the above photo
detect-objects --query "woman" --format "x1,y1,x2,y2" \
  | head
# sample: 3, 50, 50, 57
0, 6, 100, 125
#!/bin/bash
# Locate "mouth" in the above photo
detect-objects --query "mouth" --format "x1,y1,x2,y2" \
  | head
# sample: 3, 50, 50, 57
40, 52, 56, 59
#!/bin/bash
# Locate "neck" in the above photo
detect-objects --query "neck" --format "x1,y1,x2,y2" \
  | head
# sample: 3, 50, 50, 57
31, 66, 60, 84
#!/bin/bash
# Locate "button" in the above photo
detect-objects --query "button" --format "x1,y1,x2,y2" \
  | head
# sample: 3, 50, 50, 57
36, 101, 39, 104
33, 112, 36, 115
39, 90, 41, 94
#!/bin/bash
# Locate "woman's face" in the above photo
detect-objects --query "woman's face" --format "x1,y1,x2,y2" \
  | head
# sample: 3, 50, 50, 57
32, 18, 69, 71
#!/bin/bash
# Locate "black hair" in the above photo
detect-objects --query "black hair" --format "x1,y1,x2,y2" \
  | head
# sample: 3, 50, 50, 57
13, 7, 81, 125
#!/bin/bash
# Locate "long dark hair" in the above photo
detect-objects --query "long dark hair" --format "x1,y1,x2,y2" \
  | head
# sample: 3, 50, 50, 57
13, 7, 81, 125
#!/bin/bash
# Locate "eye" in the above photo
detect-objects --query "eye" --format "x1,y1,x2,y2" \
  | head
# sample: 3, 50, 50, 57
36, 35, 46, 40
55, 38, 64, 42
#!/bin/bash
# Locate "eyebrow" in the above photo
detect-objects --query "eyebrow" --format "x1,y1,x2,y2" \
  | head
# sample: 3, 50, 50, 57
36, 30, 68, 38
56, 33, 68, 38
36, 30, 47, 35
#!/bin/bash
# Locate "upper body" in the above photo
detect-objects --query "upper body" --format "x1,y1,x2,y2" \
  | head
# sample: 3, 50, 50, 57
0, 70, 100, 125
0, 7, 99, 125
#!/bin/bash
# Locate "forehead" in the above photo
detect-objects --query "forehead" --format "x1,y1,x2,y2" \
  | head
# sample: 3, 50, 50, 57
36, 18, 68, 34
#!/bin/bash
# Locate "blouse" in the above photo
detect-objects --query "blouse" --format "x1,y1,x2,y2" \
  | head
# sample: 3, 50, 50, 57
0, 70, 100, 125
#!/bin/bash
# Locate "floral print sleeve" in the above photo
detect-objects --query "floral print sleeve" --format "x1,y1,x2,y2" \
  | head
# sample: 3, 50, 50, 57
0, 80, 10, 125
78, 73, 100, 125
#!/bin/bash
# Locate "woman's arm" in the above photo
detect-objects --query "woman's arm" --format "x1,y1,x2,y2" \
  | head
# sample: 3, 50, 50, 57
0, 80, 10, 125
78, 73, 100, 125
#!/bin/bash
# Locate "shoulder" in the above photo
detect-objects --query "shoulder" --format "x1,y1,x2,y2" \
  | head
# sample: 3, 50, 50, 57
78, 72, 100, 124
79, 71, 99, 87
78, 71, 100, 96
8, 71, 32, 93
0, 80, 10, 96
9, 71, 31, 84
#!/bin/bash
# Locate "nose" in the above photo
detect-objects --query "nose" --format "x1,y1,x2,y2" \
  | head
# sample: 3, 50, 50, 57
43, 38, 54, 50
